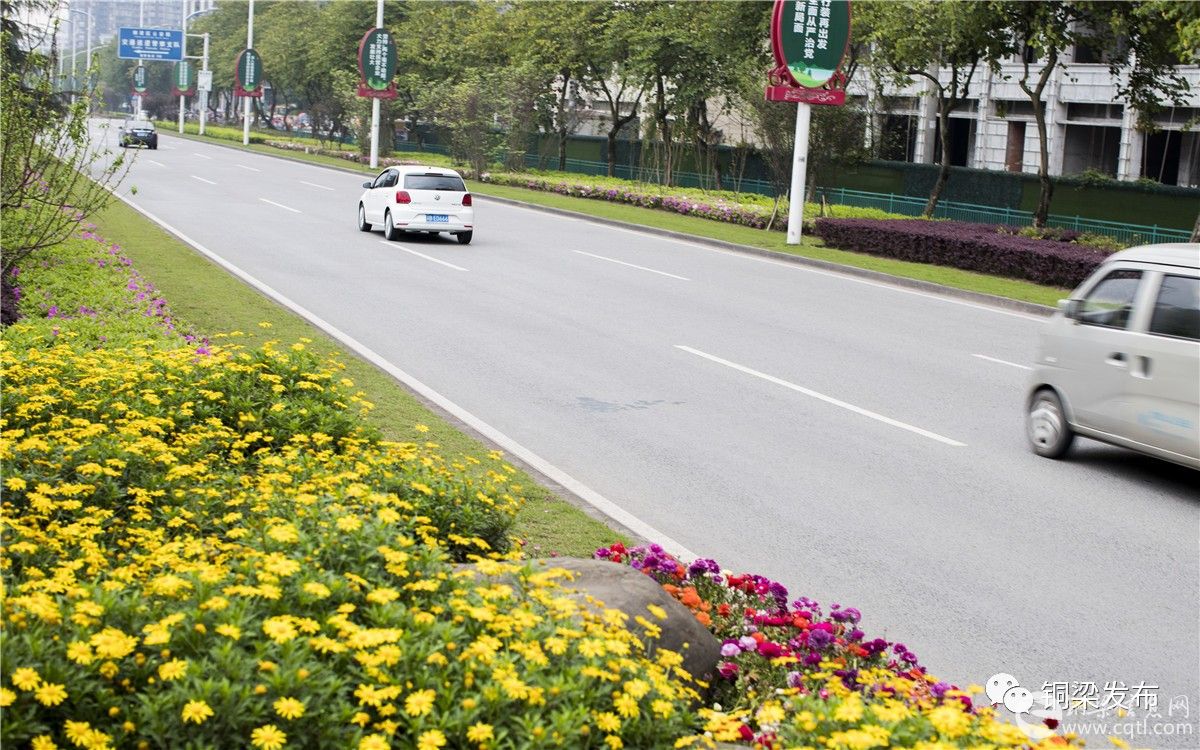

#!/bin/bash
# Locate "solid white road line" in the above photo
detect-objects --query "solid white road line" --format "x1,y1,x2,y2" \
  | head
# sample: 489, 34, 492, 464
677, 345, 967, 447
378, 240, 468, 272
301, 181, 334, 191
146, 159, 166, 167
259, 198, 301, 214
573, 250, 690, 281
973, 353, 1032, 370
236, 164, 261, 172
111, 190, 698, 562
192, 152, 212, 159
190, 175, 216, 185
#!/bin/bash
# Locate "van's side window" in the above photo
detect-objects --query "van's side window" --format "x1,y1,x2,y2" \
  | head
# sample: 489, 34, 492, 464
1078, 270, 1142, 330
1149, 275, 1200, 341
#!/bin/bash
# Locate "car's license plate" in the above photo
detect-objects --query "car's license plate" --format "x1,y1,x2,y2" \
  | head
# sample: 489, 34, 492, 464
426, 214, 449, 223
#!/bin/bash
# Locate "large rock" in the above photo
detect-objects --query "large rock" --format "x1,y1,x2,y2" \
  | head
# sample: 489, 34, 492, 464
529, 557, 721, 687
457, 557, 721, 686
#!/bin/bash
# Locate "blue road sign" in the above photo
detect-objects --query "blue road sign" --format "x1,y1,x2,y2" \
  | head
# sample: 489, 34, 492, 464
118, 27, 184, 61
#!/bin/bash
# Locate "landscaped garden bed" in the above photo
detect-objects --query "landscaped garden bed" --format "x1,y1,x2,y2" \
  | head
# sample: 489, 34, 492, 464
814, 218, 1109, 288
2, 215, 1084, 748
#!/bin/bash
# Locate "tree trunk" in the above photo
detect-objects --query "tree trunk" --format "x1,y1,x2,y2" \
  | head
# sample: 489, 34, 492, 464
557, 70, 570, 172
922, 106, 952, 218
1032, 99, 1054, 228
606, 128, 618, 177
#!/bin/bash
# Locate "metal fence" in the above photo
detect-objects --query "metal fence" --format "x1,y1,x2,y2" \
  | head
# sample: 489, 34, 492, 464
811, 187, 1192, 245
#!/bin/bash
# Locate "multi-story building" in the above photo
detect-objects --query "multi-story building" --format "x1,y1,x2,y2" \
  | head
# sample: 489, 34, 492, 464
851, 43, 1200, 188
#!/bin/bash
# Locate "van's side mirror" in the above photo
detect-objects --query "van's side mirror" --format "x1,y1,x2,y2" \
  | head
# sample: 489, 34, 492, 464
1061, 299, 1082, 321
361, 181, 372, 189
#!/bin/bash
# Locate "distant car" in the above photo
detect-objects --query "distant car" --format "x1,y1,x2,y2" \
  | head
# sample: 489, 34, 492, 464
1026, 243, 1200, 470
119, 120, 157, 149
357, 166, 473, 244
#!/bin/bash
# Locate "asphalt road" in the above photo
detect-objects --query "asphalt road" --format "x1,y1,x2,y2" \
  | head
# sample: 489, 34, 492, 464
92, 122, 1199, 746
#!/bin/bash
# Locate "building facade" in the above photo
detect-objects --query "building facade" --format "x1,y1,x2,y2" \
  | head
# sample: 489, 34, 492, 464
851, 46, 1200, 188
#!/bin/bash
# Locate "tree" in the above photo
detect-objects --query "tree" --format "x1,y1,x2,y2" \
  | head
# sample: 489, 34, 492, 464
861, 0, 1009, 217
991, 1, 1084, 228
1, 4, 127, 301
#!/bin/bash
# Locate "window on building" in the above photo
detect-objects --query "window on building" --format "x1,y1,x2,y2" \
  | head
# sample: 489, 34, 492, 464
1006, 121, 1026, 172
1149, 276, 1200, 342
1062, 125, 1120, 176
933, 119, 975, 167
880, 115, 916, 162
1143, 130, 1183, 185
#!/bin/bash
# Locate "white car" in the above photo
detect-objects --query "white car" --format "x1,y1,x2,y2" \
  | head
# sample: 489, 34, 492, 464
1026, 243, 1199, 469
357, 165, 474, 244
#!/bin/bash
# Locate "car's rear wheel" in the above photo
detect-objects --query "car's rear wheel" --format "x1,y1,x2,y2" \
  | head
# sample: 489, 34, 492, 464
456, 231, 473, 245
383, 211, 401, 241
1027, 388, 1074, 459
357, 204, 372, 232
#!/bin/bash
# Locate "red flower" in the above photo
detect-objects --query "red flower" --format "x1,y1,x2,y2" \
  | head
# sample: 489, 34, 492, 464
717, 603, 731, 617
758, 641, 783, 658
738, 724, 754, 741
1043, 718, 1060, 730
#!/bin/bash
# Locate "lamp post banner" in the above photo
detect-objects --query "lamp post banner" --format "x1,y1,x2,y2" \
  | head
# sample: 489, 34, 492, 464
131, 65, 147, 94
357, 27, 398, 99
234, 47, 263, 98
771, 0, 851, 89
172, 60, 195, 97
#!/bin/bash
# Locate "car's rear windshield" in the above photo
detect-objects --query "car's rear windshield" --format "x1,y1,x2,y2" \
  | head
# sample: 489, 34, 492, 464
128, 121, 153, 129
404, 174, 465, 191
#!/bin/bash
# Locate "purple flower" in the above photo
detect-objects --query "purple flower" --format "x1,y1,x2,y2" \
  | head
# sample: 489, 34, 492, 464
808, 629, 834, 650
738, 636, 757, 651
46, 305, 58, 318
786, 671, 804, 688
720, 642, 741, 657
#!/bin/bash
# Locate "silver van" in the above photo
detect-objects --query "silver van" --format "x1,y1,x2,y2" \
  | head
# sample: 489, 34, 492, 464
1026, 243, 1200, 470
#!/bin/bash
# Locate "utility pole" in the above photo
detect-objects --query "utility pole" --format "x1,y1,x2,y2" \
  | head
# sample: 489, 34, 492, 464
199, 33, 210, 135
786, 103, 811, 245
369, 0, 383, 168
136, 0, 145, 118
242, 0, 254, 146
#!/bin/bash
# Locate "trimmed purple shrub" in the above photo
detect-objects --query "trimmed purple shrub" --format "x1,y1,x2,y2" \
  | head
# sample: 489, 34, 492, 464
814, 218, 1107, 288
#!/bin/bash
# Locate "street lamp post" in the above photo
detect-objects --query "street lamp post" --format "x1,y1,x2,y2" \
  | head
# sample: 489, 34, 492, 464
181, 5, 217, 136
65, 6, 93, 105
243, 0, 254, 146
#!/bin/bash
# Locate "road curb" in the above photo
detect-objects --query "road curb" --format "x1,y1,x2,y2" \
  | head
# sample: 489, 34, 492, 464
161, 128, 1057, 319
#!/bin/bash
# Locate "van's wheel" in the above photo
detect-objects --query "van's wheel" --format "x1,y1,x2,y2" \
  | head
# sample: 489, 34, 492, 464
357, 204, 372, 232
1027, 389, 1074, 459
383, 211, 401, 241
456, 231, 473, 245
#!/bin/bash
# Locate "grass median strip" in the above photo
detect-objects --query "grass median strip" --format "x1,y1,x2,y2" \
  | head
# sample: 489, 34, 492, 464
159, 126, 1071, 308
92, 196, 628, 558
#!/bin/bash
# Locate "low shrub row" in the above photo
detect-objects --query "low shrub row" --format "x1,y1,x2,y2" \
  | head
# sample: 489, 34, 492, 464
815, 218, 1108, 288
481, 171, 908, 232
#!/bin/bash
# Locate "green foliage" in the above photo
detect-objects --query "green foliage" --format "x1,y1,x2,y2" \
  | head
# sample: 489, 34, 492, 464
0, 12, 127, 278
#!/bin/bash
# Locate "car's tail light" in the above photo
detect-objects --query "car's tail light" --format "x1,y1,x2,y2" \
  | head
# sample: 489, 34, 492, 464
395, 190, 411, 204
462, 193, 473, 207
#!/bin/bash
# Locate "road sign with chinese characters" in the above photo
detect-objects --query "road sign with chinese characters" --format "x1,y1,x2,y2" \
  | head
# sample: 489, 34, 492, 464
357, 28, 398, 99
118, 27, 184, 61
770, 0, 851, 90
234, 48, 263, 98
172, 61, 194, 97
132, 65, 148, 94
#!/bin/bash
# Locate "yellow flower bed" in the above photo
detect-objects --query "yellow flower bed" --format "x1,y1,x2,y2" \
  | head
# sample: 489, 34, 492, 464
1, 226, 703, 748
